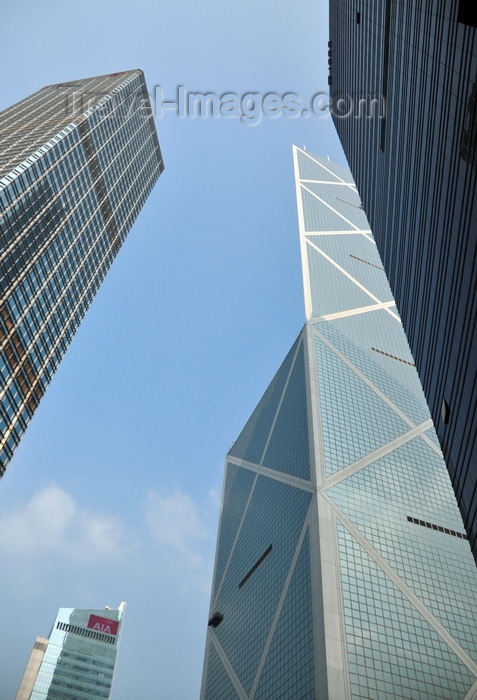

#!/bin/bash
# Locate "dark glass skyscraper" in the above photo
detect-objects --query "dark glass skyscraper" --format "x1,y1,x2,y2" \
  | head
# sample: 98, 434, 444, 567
329, 1, 477, 560
15, 603, 126, 699
0, 70, 163, 475
200, 150, 477, 699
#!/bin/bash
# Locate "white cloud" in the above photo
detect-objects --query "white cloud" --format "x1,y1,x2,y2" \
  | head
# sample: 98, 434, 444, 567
0, 484, 123, 562
147, 490, 205, 550
208, 487, 221, 511
146, 490, 213, 592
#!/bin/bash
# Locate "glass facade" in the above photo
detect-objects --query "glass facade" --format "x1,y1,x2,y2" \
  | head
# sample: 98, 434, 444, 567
200, 150, 477, 698
16, 604, 125, 700
329, 0, 477, 561
0, 70, 164, 476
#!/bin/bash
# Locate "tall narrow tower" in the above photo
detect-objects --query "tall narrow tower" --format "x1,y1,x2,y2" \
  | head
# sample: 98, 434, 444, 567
0, 70, 163, 475
200, 149, 477, 698
15, 603, 126, 699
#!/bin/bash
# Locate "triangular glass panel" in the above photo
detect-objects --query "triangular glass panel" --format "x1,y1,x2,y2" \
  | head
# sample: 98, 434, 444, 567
329, 438, 477, 659
336, 523, 476, 698
203, 643, 240, 700
296, 149, 345, 183
262, 342, 311, 480
304, 182, 370, 232
296, 149, 355, 183
318, 311, 431, 426
309, 233, 393, 303
213, 463, 257, 597
306, 242, 374, 317
301, 187, 356, 232
228, 335, 300, 465
213, 476, 312, 694
314, 333, 409, 475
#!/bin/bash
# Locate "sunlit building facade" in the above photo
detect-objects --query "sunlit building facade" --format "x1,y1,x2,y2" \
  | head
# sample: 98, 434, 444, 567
200, 150, 477, 698
15, 603, 125, 700
329, 0, 477, 561
0, 70, 163, 476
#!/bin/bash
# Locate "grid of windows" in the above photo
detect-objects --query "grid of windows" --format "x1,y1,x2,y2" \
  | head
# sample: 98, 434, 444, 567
310, 234, 392, 303
212, 464, 257, 598
306, 242, 374, 317
337, 523, 476, 699
0, 70, 163, 475
203, 645, 240, 700
318, 312, 431, 426
29, 607, 122, 700
262, 342, 311, 480
315, 332, 410, 474
254, 530, 315, 700
229, 336, 299, 465
213, 475, 312, 694
302, 187, 355, 232
328, 438, 477, 660
330, 0, 477, 560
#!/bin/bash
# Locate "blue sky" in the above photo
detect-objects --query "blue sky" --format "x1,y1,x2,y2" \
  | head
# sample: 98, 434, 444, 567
0, 1, 348, 697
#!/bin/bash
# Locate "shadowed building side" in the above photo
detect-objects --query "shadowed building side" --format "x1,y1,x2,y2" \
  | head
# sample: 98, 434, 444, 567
329, 0, 477, 562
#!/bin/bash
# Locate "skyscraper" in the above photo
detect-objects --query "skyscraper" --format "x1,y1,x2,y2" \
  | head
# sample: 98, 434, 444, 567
200, 149, 477, 699
0, 70, 163, 476
15, 602, 126, 700
328, 1, 477, 560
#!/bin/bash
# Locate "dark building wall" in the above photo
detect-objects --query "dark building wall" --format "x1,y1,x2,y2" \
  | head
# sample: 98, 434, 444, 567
330, 0, 477, 561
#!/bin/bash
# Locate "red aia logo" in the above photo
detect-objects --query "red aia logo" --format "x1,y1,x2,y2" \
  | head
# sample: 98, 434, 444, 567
87, 614, 119, 636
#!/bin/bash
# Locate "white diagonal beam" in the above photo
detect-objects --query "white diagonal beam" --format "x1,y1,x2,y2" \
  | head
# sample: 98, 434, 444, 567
306, 238, 383, 305
296, 148, 356, 192
301, 183, 361, 231
322, 492, 477, 678
463, 678, 477, 700
321, 420, 433, 492
314, 328, 418, 430
313, 300, 397, 323
209, 632, 249, 700
226, 456, 316, 494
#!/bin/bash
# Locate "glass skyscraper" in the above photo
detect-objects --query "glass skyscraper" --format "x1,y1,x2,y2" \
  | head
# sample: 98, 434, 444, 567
329, 1, 477, 562
200, 149, 477, 699
0, 70, 163, 476
15, 603, 125, 699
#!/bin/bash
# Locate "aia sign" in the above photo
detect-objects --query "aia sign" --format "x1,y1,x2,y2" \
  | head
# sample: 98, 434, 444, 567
87, 614, 119, 636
